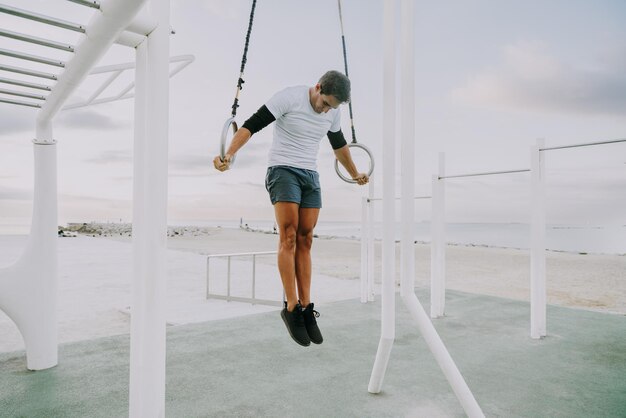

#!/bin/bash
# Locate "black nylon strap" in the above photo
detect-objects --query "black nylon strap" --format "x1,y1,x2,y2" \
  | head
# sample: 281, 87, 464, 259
338, 0, 357, 144
231, 0, 257, 117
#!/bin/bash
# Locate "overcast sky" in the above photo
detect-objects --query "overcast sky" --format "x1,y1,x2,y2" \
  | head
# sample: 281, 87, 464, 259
1, 0, 625, 230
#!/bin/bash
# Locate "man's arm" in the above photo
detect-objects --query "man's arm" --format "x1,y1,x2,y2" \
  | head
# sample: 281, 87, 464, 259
213, 105, 276, 171
333, 144, 369, 185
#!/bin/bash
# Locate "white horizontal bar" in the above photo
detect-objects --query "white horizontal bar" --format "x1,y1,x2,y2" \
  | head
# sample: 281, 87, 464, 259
0, 87, 46, 100
0, 4, 86, 33
37, 0, 149, 132
205, 294, 282, 307
0, 97, 41, 108
0, 64, 57, 80
368, 196, 431, 202
67, 0, 101, 9
0, 29, 75, 52
0, 48, 65, 67
440, 169, 530, 179
89, 54, 194, 74
0, 76, 52, 91
207, 251, 277, 259
85, 70, 122, 104
115, 30, 145, 48
63, 55, 195, 110
540, 138, 626, 151
125, 4, 157, 36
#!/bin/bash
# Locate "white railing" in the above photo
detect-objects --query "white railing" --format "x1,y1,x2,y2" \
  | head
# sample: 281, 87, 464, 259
205, 251, 282, 307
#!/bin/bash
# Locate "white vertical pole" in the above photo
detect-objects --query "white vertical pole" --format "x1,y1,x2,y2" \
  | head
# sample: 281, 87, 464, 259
396, 2, 484, 416
129, 0, 170, 416
130, 37, 148, 418
360, 196, 369, 303
368, 0, 396, 394
530, 138, 546, 339
367, 177, 375, 301
399, 0, 415, 301
430, 152, 446, 318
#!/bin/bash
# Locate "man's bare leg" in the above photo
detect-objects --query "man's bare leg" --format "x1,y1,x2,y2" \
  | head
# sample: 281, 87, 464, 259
295, 207, 320, 308
273, 202, 299, 311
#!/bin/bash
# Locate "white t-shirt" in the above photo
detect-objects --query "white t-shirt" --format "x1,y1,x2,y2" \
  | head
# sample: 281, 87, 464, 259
265, 85, 341, 171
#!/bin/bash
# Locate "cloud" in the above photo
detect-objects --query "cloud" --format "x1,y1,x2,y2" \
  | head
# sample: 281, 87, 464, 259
451, 41, 626, 116
57, 109, 130, 130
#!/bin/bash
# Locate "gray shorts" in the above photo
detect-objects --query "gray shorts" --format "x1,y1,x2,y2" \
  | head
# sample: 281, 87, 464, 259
265, 165, 322, 208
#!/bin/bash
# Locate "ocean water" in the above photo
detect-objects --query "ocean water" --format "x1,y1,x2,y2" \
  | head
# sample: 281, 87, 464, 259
177, 219, 625, 256
3, 219, 624, 255
320, 222, 626, 255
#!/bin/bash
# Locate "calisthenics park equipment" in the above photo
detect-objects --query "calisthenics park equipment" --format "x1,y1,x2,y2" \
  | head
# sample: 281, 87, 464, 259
219, 0, 374, 182
367, 1, 485, 417
0, 1, 193, 416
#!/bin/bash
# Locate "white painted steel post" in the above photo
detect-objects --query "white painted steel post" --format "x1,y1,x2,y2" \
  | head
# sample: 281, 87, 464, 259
367, 177, 376, 301
0, 135, 58, 370
530, 138, 547, 339
399, 2, 484, 416
360, 195, 368, 303
430, 152, 446, 318
368, 0, 396, 394
130, 37, 148, 417
399, 0, 415, 306
129, 0, 170, 416
0, 0, 147, 372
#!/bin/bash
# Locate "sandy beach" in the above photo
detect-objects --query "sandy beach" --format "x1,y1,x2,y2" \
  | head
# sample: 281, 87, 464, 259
1, 225, 624, 353
116, 225, 625, 315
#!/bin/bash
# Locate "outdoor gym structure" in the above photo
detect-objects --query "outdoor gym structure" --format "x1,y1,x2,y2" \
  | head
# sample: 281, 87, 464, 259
0, 1, 183, 416
2, 1, 623, 417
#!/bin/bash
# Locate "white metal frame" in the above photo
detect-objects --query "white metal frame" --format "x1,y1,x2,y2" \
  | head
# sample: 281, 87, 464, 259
360, 192, 432, 304
206, 251, 282, 307
0, 0, 150, 371
63, 54, 194, 110
431, 156, 531, 321
367, 2, 485, 416
0, 1, 181, 416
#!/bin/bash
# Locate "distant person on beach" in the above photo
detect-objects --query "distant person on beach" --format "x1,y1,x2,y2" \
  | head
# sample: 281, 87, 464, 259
213, 70, 368, 346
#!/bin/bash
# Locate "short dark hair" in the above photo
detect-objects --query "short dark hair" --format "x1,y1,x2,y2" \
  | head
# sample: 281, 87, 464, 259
319, 70, 351, 103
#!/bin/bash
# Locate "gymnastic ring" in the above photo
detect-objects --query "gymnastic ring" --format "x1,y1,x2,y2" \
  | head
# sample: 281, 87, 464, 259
334, 142, 375, 184
220, 116, 238, 166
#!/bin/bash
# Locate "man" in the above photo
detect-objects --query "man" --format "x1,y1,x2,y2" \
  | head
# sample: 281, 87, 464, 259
213, 70, 368, 347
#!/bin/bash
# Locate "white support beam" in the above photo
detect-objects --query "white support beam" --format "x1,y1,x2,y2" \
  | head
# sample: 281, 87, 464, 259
360, 195, 369, 303
129, 0, 170, 415
530, 138, 547, 339
431, 152, 446, 318
368, 0, 396, 394
367, 177, 375, 302
36, 0, 149, 142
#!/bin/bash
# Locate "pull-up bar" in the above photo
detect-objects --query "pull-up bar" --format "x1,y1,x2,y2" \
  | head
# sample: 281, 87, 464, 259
67, 0, 101, 9
0, 88, 46, 100
0, 4, 86, 33
0, 76, 52, 91
540, 138, 626, 151
440, 169, 530, 180
367, 195, 431, 202
0, 64, 57, 80
0, 48, 65, 67
0, 28, 75, 52
0, 97, 41, 108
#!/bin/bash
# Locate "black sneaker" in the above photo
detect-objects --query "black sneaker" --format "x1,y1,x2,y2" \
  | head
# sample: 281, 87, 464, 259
281, 303, 310, 347
302, 303, 323, 344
